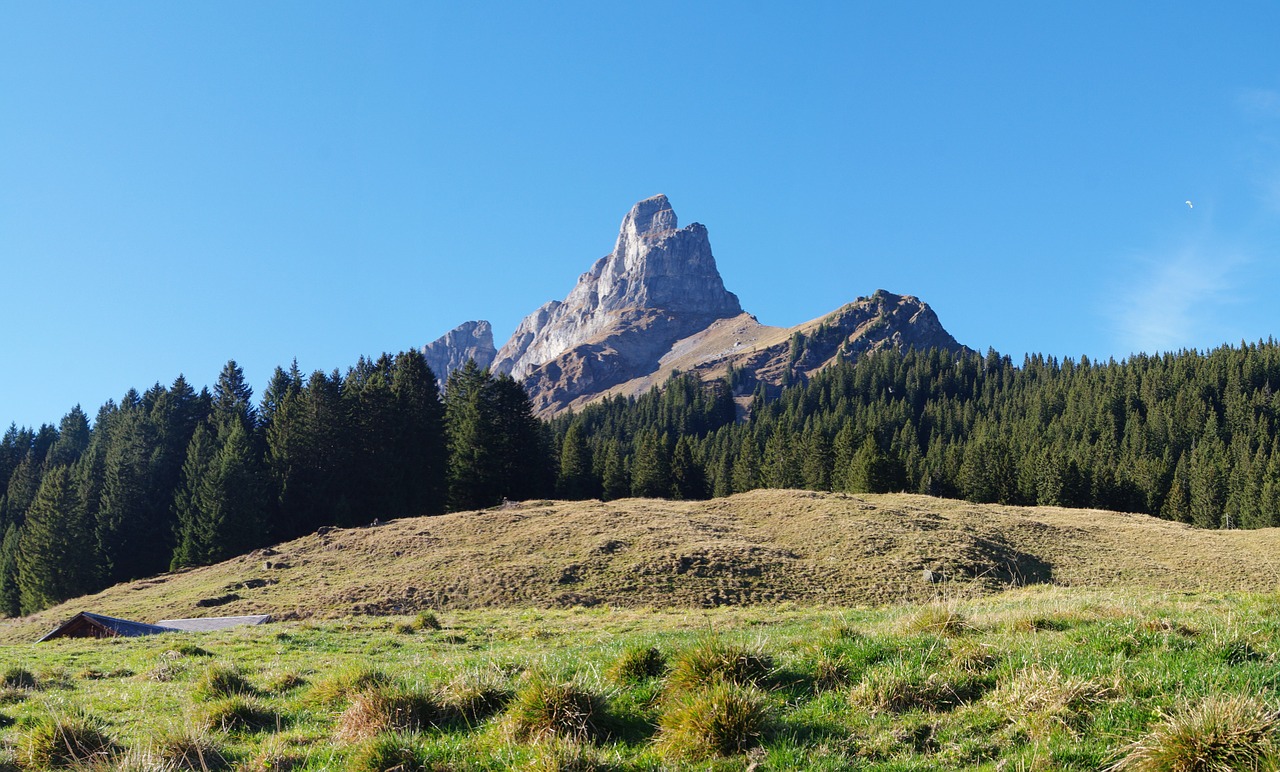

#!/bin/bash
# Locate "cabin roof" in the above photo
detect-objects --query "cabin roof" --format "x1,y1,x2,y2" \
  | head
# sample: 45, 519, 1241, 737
37, 612, 173, 642
37, 612, 273, 642
154, 615, 271, 632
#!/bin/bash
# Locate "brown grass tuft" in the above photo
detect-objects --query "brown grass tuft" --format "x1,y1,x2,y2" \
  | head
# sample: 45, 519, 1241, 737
1108, 694, 1280, 771
335, 687, 438, 742
986, 665, 1114, 739
506, 673, 607, 742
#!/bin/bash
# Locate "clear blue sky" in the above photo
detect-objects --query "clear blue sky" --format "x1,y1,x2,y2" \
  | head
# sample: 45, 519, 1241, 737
4, 3, 1280, 430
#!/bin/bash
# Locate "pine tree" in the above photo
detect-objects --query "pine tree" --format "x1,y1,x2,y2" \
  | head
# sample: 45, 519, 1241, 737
631, 431, 671, 499
557, 422, 596, 500
445, 361, 498, 510
391, 351, 447, 517
601, 440, 629, 501
171, 425, 216, 569
17, 467, 96, 613
669, 435, 705, 500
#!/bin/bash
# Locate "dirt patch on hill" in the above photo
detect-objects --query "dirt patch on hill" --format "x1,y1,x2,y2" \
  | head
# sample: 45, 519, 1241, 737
5, 490, 1280, 643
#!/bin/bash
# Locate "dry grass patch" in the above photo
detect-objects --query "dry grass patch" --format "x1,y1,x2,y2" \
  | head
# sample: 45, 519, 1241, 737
1108, 694, 1280, 771
18, 711, 118, 769
335, 687, 438, 742
985, 665, 1114, 739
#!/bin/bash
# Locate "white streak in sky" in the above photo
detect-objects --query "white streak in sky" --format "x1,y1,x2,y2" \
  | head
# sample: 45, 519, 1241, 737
1113, 246, 1247, 356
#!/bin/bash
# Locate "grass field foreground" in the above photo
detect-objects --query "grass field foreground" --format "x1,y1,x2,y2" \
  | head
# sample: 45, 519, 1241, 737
1, 585, 1279, 769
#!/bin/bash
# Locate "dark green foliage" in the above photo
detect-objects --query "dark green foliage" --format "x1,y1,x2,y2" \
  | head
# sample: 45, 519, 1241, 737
16, 467, 96, 613
444, 362, 550, 510
630, 430, 671, 498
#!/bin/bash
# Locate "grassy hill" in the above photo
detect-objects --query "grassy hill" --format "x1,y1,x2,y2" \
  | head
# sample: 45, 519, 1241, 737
4, 489, 1279, 644
2, 491, 1280, 768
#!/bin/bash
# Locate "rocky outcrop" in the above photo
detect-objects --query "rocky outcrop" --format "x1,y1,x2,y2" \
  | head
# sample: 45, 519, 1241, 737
491, 194, 742, 380
421, 195, 968, 416
547, 290, 965, 415
420, 321, 496, 383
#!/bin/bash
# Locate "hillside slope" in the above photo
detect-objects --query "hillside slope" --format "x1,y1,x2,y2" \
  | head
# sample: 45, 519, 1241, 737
5, 489, 1278, 643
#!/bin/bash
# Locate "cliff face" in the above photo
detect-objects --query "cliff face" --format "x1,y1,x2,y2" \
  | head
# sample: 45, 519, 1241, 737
491, 194, 742, 380
420, 321, 496, 384
420, 196, 968, 416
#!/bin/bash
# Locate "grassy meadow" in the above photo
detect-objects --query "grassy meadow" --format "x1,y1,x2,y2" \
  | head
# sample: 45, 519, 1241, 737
2, 585, 1280, 770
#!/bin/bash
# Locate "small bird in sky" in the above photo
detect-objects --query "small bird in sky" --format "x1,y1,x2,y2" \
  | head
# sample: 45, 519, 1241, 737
1185, 200, 1193, 209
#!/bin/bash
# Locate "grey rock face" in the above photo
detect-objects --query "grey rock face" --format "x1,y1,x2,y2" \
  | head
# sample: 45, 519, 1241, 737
492, 194, 742, 379
420, 320, 496, 383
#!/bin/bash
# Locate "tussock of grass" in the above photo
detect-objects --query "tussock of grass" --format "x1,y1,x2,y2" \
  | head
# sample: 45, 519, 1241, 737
607, 645, 666, 684
657, 680, 771, 760
241, 736, 304, 771
1108, 694, 1280, 771
668, 639, 773, 691
335, 687, 437, 742
853, 663, 991, 713
193, 662, 256, 701
507, 673, 607, 742
168, 642, 214, 658
201, 696, 280, 734
525, 737, 612, 771
19, 711, 117, 769
986, 665, 1114, 739
146, 724, 229, 770
308, 666, 391, 708
347, 731, 425, 772
901, 603, 972, 637
810, 651, 852, 691
264, 670, 307, 694
437, 668, 510, 724
0, 668, 36, 690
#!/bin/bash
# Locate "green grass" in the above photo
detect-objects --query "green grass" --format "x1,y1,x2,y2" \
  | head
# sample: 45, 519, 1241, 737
2, 587, 1280, 769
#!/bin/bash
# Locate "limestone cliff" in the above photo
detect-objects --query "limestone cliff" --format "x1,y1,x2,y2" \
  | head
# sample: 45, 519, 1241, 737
420, 195, 968, 417
491, 194, 742, 380
420, 320, 496, 383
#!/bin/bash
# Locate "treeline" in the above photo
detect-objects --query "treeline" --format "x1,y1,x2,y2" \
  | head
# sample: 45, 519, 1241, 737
547, 343, 1280, 530
0, 355, 548, 616
8, 340, 1280, 616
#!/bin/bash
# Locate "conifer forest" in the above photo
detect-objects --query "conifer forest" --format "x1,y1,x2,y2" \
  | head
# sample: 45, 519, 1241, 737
5, 341, 1280, 615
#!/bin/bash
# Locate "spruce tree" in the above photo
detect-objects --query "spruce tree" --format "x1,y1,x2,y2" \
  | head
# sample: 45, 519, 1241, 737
17, 467, 96, 613
669, 435, 705, 500
600, 440, 629, 501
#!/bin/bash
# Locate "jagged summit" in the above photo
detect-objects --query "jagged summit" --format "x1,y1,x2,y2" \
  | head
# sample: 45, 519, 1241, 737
491, 195, 741, 379
616, 193, 679, 242
419, 194, 967, 416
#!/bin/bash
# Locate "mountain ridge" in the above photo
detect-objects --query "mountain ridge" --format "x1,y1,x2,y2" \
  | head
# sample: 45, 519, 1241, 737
423, 195, 965, 415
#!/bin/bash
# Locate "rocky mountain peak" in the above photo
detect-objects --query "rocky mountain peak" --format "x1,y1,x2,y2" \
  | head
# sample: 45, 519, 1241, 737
618, 193, 678, 242
491, 195, 742, 379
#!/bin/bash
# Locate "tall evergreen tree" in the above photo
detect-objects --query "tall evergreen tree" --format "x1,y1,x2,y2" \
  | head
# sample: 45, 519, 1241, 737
17, 467, 96, 613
